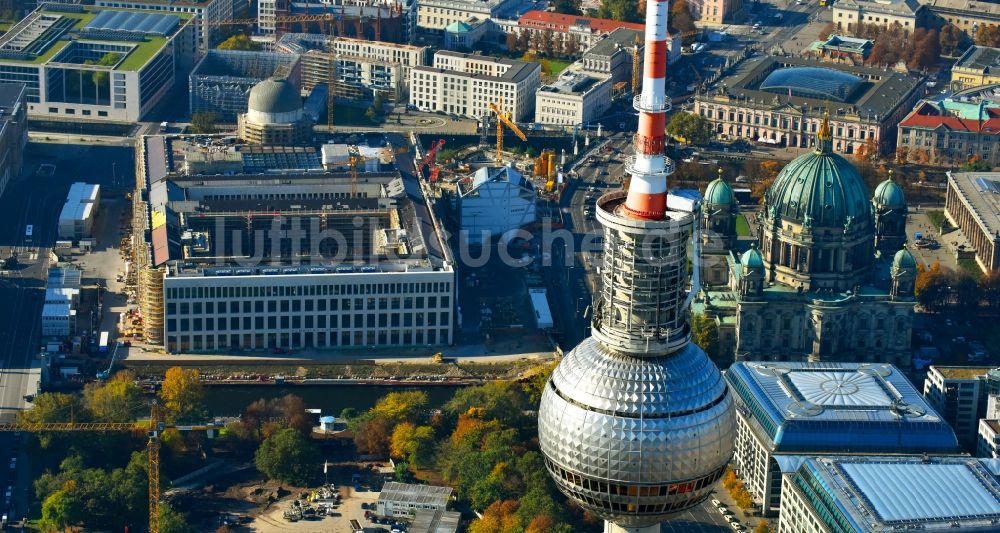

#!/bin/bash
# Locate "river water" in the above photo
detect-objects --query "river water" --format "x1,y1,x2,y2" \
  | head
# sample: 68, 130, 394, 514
201, 384, 463, 417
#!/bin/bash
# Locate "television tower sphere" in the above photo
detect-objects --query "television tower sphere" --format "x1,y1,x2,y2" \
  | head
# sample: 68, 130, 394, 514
536, 1, 734, 531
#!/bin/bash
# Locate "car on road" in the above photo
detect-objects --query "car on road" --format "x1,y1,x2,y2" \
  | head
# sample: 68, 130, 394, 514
711, 499, 722, 506
718, 506, 729, 515
730, 522, 743, 531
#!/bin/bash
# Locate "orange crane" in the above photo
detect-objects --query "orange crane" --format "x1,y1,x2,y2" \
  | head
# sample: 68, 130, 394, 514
416, 139, 445, 182
0, 402, 165, 532
488, 99, 527, 166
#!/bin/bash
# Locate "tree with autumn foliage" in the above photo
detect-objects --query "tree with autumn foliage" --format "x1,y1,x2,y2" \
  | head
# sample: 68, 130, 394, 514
670, 0, 698, 43
751, 160, 781, 203
390, 422, 436, 468
819, 22, 836, 41
939, 24, 963, 56
915, 262, 950, 311
159, 367, 206, 423
977, 24, 1000, 48
854, 137, 878, 164
895, 146, 908, 165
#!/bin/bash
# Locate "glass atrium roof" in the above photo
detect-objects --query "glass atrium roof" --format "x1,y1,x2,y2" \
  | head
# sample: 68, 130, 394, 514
759, 67, 864, 102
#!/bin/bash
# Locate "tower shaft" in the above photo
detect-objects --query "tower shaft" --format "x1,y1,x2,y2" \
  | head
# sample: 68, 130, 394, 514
625, 0, 672, 220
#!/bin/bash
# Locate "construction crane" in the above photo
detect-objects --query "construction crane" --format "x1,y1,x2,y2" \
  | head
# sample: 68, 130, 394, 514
415, 139, 445, 182
488, 99, 527, 167
0, 402, 166, 532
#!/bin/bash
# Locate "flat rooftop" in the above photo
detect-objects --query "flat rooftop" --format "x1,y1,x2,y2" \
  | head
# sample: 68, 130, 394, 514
726, 362, 960, 453
794, 456, 1000, 531
141, 135, 451, 274
378, 482, 452, 507
422, 51, 539, 84
947, 172, 1000, 241
955, 46, 1000, 74
538, 69, 606, 96
932, 364, 995, 380
0, 6, 190, 70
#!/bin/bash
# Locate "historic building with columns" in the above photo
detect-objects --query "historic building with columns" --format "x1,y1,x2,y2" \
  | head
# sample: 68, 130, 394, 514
695, 118, 917, 365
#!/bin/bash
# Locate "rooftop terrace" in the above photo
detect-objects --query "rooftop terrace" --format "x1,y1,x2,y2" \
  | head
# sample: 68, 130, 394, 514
0, 6, 188, 70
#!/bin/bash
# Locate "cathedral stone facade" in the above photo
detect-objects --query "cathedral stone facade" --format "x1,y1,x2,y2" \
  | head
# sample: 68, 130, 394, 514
696, 118, 916, 366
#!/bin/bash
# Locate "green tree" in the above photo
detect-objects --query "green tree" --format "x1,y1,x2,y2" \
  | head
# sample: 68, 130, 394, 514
372, 390, 429, 423
961, 155, 992, 171
159, 503, 193, 533
159, 367, 206, 423
443, 381, 527, 425
40, 483, 85, 532
217, 33, 261, 51
667, 112, 713, 146
390, 423, 436, 468
596, 0, 642, 22
552, 0, 581, 15
255, 428, 320, 486
691, 313, 719, 359
84, 372, 144, 423
189, 112, 217, 134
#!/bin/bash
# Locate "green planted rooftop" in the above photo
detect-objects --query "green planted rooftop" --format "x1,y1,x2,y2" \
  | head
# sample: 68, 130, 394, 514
2, 8, 189, 71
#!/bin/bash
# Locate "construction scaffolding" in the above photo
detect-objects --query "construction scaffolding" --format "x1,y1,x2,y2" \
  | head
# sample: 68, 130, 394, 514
138, 266, 165, 345
189, 50, 302, 121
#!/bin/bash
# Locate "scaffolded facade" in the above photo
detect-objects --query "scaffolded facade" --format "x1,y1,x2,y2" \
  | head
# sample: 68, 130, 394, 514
188, 50, 301, 120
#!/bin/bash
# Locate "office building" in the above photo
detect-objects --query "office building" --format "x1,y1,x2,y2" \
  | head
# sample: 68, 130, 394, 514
945, 172, 1000, 272
695, 121, 916, 363
409, 51, 540, 122
376, 482, 452, 520
924, 366, 997, 450
415, 0, 520, 33
978, 417, 1000, 458
897, 86, 1000, 168
779, 456, 1000, 532
133, 134, 455, 352
535, 69, 612, 126
833, 0, 924, 32
189, 50, 301, 121
275, 34, 428, 102
94, 0, 234, 51
727, 361, 961, 516
0, 5, 194, 123
0, 84, 26, 199
57, 183, 100, 240
457, 166, 537, 245
951, 46, 1000, 90
693, 55, 924, 154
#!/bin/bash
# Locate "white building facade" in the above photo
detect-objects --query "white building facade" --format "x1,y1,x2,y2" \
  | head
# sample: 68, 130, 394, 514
415, 0, 519, 32
409, 51, 540, 122
162, 269, 454, 353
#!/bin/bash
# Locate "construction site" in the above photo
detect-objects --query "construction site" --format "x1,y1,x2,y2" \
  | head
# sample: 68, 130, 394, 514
189, 50, 302, 121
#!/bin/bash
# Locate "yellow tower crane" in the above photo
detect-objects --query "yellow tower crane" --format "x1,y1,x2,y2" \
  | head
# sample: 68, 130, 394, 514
488, 99, 527, 166
0, 402, 165, 532
631, 37, 641, 96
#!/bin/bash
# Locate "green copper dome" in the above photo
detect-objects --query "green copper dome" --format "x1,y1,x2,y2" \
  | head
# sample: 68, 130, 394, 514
873, 178, 906, 210
741, 244, 764, 269
705, 176, 736, 207
764, 128, 872, 230
892, 247, 917, 271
